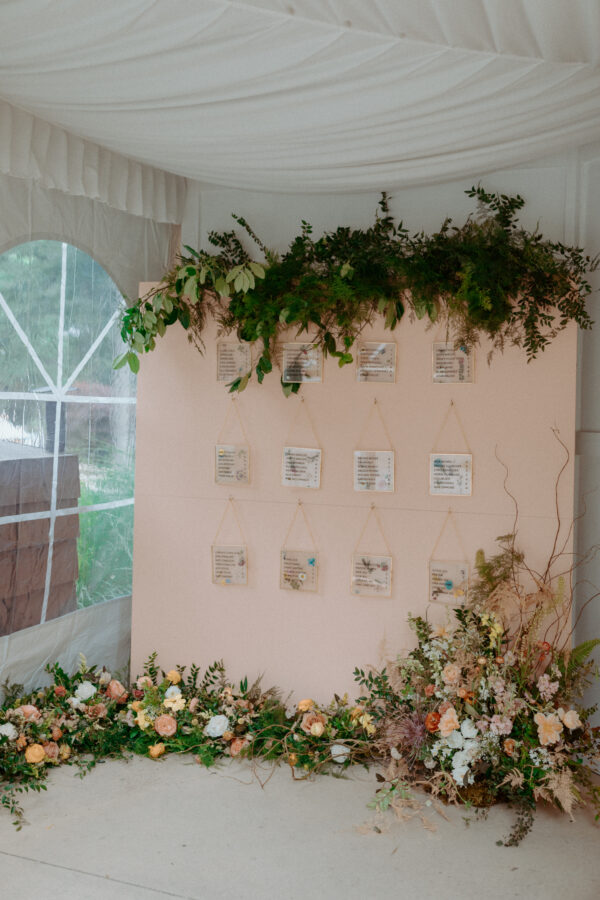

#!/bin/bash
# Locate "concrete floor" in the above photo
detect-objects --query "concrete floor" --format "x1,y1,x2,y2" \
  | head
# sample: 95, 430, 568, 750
0, 755, 598, 900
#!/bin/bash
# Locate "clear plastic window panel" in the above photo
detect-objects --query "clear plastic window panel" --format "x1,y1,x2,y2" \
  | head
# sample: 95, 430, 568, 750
0, 240, 136, 635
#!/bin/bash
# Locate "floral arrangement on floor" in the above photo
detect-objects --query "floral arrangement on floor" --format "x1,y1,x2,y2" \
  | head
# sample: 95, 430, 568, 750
1, 536, 598, 844
359, 533, 600, 845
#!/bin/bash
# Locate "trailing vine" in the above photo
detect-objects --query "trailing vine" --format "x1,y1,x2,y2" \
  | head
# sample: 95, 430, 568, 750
115, 186, 597, 393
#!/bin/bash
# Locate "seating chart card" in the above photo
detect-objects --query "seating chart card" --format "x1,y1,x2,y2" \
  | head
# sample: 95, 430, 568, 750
429, 560, 469, 605
215, 444, 250, 485
217, 342, 251, 382
212, 545, 248, 585
282, 343, 323, 383
353, 450, 394, 492
351, 554, 392, 598
280, 549, 318, 592
432, 342, 474, 384
282, 447, 322, 489
356, 342, 396, 383
430, 453, 472, 496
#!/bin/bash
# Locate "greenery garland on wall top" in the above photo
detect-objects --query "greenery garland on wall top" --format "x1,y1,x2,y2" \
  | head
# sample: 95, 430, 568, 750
115, 187, 598, 394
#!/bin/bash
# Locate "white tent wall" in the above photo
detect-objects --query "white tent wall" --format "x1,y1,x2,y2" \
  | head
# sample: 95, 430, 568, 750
179, 147, 600, 709
0, 105, 183, 693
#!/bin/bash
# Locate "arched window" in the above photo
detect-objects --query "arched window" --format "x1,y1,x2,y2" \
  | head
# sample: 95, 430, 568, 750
0, 240, 136, 634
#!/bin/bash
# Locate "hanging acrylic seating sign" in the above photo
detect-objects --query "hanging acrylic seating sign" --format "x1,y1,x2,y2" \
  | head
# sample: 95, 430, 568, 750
354, 451, 394, 492
351, 505, 393, 598
429, 400, 472, 496
280, 501, 319, 591
430, 453, 472, 496
214, 398, 250, 485
217, 341, 251, 383
215, 445, 249, 485
432, 342, 474, 384
356, 342, 396, 383
282, 343, 323, 383
281, 397, 322, 489
211, 498, 248, 585
428, 509, 469, 605
353, 398, 394, 492
429, 560, 469, 605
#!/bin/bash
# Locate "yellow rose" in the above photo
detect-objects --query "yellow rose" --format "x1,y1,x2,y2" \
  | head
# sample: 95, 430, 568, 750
297, 698, 314, 712
25, 743, 46, 764
149, 743, 165, 759
135, 710, 150, 730
310, 721, 325, 737
350, 705, 363, 720
59, 744, 71, 761
359, 713, 376, 736
164, 696, 186, 712
131, 701, 143, 712
166, 670, 182, 684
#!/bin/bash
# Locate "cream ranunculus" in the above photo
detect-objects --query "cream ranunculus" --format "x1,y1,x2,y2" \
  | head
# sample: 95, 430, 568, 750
534, 712, 563, 746
75, 681, 97, 702
166, 670, 182, 684
562, 709, 582, 731
164, 696, 186, 712
441, 664, 461, 685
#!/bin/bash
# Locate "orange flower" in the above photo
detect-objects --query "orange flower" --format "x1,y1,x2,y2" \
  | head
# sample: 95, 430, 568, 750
442, 664, 461, 685
15, 734, 27, 751
59, 744, 71, 761
131, 701, 143, 712
15, 704, 41, 722
149, 743, 165, 758
25, 743, 45, 764
88, 703, 108, 719
439, 707, 460, 738
457, 687, 467, 699
50, 725, 63, 741
106, 679, 129, 703
495, 656, 505, 665
230, 737, 248, 757
438, 700, 453, 715
166, 670, 181, 684
154, 714, 177, 737
425, 712, 441, 733
424, 684, 436, 698
297, 698, 314, 712
503, 738, 516, 756
42, 741, 59, 760
54, 685, 67, 698
222, 731, 234, 742
288, 752, 298, 767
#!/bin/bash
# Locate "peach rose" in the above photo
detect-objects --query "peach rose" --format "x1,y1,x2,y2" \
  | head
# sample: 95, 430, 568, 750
59, 744, 71, 761
230, 737, 248, 757
131, 701, 143, 712
50, 725, 63, 741
562, 709, 582, 731
154, 714, 177, 737
457, 687, 467, 699
15, 704, 41, 722
106, 680, 129, 703
188, 697, 199, 714
42, 741, 59, 760
310, 721, 325, 737
300, 712, 327, 736
136, 676, 153, 691
166, 670, 181, 684
424, 712, 440, 733
439, 707, 460, 738
149, 743, 165, 759
15, 734, 27, 751
425, 684, 436, 698
54, 685, 67, 698
503, 738, 516, 756
441, 664, 461, 685
88, 703, 108, 719
25, 743, 45, 764
438, 700, 453, 715
297, 698, 314, 712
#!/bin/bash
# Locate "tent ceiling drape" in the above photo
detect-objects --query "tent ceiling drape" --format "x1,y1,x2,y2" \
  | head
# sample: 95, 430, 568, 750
1, 0, 600, 194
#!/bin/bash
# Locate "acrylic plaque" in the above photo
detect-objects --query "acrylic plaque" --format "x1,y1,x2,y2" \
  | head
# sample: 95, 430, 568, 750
430, 453, 472, 496
217, 342, 252, 383
281, 446, 322, 489
353, 450, 394, 492
280, 549, 319, 592
351, 553, 392, 597
429, 560, 469, 605
214, 444, 250, 485
356, 342, 396, 383
282, 343, 323, 383
432, 342, 474, 384
211, 545, 248, 585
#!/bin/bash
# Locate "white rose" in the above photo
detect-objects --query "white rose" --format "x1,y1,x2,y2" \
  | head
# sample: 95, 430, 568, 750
0, 722, 18, 740
75, 681, 97, 701
331, 743, 351, 763
204, 715, 230, 738
446, 730, 464, 750
165, 685, 182, 699
563, 709, 582, 731
460, 718, 478, 740
67, 696, 84, 710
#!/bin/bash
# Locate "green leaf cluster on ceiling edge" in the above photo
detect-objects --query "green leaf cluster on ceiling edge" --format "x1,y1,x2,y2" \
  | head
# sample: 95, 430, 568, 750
114, 185, 598, 395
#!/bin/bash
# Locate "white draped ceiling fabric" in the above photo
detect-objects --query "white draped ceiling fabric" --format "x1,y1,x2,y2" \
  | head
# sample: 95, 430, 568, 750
1, 0, 600, 193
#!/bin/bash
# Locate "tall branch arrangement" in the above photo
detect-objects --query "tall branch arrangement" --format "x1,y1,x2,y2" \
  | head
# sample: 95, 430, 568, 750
115, 187, 597, 393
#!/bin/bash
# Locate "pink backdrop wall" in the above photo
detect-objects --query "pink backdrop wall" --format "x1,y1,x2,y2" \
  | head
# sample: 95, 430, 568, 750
131, 287, 577, 699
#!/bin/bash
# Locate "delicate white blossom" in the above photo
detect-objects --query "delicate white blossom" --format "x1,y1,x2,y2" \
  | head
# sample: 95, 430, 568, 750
0, 722, 18, 740
74, 681, 97, 702
165, 685, 182, 699
204, 715, 230, 738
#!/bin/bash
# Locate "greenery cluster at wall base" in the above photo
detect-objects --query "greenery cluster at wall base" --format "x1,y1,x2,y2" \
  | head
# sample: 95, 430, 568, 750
115, 187, 598, 394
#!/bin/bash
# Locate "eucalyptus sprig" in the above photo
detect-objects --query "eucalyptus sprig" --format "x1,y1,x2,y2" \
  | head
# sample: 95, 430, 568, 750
115, 187, 597, 392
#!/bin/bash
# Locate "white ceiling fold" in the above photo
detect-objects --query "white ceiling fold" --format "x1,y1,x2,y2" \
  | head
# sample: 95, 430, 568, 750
1, 0, 599, 193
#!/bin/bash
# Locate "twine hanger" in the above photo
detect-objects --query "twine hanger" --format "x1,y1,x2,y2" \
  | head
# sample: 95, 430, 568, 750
283, 395, 321, 448
213, 496, 247, 545
217, 396, 250, 444
429, 508, 469, 562
354, 397, 394, 450
431, 399, 472, 453
282, 499, 318, 549
353, 503, 392, 556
